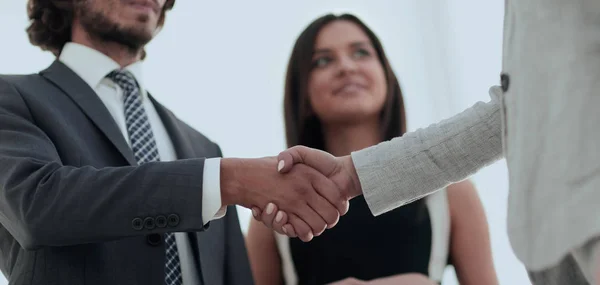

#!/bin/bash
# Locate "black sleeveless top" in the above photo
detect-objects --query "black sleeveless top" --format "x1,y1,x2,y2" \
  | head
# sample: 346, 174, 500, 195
288, 196, 434, 284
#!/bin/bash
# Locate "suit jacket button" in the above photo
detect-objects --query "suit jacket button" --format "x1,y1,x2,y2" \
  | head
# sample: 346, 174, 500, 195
132, 218, 143, 231
500, 73, 510, 92
167, 214, 180, 227
146, 233, 162, 246
155, 215, 167, 228
144, 217, 156, 230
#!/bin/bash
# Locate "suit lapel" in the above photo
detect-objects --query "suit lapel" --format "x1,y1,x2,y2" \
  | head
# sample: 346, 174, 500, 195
40, 61, 137, 166
148, 95, 197, 160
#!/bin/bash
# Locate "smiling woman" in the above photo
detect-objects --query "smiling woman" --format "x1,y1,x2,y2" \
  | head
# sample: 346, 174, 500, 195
307, 20, 389, 127
282, 14, 405, 151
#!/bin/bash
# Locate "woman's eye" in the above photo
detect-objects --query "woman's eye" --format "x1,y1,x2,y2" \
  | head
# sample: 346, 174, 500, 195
313, 57, 331, 68
353, 48, 370, 58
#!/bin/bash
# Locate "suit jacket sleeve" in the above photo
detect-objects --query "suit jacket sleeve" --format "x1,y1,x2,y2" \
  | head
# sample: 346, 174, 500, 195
351, 86, 505, 216
0, 78, 208, 250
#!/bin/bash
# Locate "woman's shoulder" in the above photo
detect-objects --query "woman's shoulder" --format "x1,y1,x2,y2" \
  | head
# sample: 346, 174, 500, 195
445, 180, 480, 213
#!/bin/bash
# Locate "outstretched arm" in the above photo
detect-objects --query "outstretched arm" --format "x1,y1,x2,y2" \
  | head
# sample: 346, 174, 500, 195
348, 87, 504, 216
0, 78, 347, 247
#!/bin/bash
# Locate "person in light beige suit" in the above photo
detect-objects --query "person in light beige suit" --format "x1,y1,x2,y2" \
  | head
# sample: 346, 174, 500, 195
255, 1, 600, 284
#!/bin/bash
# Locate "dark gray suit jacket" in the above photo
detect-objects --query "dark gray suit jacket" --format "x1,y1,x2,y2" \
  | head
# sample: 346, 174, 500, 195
0, 61, 253, 285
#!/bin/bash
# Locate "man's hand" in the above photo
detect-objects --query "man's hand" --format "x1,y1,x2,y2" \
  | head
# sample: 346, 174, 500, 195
251, 146, 363, 238
220, 156, 348, 242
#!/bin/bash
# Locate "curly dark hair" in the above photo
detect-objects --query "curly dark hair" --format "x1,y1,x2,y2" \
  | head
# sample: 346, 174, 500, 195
26, 0, 176, 57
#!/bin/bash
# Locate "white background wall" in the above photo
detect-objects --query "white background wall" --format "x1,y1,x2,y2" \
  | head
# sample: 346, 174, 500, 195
0, 1, 531, 284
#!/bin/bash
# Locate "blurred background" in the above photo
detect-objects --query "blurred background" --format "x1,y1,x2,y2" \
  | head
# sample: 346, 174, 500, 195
0, 0, 530, 284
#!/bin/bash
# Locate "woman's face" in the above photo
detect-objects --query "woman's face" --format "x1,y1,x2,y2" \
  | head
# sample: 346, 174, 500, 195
307, 20, 387, 125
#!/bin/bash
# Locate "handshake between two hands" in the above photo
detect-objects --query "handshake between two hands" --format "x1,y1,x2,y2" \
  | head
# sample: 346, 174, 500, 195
220, 146, 363, 242
220, 147, 438, 285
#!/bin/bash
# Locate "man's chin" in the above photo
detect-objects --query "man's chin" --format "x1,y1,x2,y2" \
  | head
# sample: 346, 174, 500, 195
123, 24, 157, 42
110, 25, 155, 46
95, 31, 150, 52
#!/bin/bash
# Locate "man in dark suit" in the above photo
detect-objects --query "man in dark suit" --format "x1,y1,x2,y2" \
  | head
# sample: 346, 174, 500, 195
0, 0, 349, 284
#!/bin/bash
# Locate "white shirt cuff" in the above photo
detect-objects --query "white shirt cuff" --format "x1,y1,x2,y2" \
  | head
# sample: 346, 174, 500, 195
201, 158, 227, 225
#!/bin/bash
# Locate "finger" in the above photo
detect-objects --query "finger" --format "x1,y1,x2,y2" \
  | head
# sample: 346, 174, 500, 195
277, 151, 294, 173
287, 213, 314, 242
251, 207, 262, 220
306, 185, 340, 229
282, 223, 297, 238
313, 173, 348, 217
270, 210, 289, 236
295, 200, 328, 237
274, 210, 288, 226
260, 202, 278, 229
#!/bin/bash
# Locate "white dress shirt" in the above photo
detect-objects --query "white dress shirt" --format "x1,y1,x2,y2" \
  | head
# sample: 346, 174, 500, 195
59, 42, 225, 285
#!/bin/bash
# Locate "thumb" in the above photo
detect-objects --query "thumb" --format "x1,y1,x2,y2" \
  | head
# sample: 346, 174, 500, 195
276, 146, 337, 176
276, 151, 295, 173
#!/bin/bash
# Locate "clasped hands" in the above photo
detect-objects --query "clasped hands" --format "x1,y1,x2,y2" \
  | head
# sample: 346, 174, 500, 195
220, 146, 362, 242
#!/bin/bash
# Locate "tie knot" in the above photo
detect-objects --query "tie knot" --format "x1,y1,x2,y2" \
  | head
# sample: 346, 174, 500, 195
106, 69, 139, 93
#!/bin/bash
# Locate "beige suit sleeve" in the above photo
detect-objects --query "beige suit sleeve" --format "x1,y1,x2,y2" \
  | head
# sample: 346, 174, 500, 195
351, 86, 505, 216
